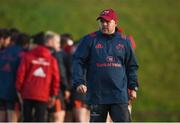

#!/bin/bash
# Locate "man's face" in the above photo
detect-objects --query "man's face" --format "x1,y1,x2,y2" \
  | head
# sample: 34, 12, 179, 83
46, 35, 60, 51
99, 19, 117, 34
2, 37, 11, 48
52, 35, 61, 51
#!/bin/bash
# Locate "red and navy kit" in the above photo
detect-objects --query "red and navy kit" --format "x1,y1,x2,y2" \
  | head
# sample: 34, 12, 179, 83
0, 45, 25, 101
73, 29, 139, 104
16, 45, 60, 102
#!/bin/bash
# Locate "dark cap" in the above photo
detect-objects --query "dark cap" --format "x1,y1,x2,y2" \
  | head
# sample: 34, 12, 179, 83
97, 8, 118, 23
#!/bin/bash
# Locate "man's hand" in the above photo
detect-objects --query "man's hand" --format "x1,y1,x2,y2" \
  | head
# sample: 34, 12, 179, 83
128, 89, 137, 101
48, 96, 56, 108
76, 84, 87, 94
64, 90, 71, 101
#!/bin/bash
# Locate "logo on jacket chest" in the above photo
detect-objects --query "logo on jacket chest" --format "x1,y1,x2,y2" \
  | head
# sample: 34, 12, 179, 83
95, 43, 103, 49
116, 43, 124, 50
106, 56, 115, 62
0, 63, 11, 72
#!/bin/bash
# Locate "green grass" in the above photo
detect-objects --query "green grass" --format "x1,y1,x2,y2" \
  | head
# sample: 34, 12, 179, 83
0, 0, 180, 121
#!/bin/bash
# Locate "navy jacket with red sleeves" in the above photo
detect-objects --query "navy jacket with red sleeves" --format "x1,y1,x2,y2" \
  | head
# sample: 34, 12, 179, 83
72, 29, 139, 104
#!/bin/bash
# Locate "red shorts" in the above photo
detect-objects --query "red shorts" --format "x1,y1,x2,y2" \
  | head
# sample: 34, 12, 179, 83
48, 98, 65, 113
73, 99, 88, 109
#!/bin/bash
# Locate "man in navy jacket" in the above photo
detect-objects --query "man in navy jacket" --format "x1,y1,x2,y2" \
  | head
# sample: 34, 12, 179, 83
72, 8, 139, 122
0, 32, 30, 122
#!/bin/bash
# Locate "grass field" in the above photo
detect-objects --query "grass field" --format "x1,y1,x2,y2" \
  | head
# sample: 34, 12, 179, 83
0, 0, 180, 121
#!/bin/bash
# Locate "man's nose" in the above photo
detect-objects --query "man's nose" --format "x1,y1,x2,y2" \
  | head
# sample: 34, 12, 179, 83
102, 21, 108, 26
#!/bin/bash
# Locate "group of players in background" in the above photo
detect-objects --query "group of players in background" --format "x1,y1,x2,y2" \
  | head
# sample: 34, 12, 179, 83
0, 27, 135, 122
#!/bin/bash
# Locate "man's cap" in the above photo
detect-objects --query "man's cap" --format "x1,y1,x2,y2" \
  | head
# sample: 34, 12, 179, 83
97, 8, 118, 23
